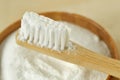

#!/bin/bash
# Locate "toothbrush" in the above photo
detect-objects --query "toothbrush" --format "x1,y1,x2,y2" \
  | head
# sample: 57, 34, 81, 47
16, 12, 120, 79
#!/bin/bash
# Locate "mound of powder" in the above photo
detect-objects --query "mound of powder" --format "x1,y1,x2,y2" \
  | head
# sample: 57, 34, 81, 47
0, 22, 111, 80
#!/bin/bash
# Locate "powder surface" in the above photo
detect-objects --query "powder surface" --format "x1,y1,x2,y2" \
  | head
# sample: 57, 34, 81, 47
0, 22, 111, 80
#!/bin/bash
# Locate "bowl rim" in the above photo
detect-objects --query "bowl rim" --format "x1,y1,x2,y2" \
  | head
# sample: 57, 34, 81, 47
0, 11, 119, 80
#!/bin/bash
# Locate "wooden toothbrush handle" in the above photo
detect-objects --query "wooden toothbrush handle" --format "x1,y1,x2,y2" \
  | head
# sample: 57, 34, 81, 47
69, 44, 120, 79
16, 37, 120, 79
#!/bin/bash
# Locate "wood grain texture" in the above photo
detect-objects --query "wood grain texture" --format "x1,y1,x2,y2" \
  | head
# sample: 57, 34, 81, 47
16, 34, 120, 79
0, 12, 119, 80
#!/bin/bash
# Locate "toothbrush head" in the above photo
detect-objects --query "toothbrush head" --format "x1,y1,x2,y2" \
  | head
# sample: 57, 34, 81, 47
17, 11, 71, 51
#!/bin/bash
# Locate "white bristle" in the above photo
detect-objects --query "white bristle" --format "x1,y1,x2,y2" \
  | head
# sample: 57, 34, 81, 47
43, 27, 49, 46
28, 26, 34, 44
33, 25, 40, 44
21, 19, 30, 41
38, 27, 45, 47
19, 11, 71, 51
61, 29, 67, 51
48, 27, 54, 48
53, 28, 61, 50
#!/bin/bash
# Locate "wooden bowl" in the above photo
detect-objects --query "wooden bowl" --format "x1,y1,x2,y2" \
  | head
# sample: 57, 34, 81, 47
0, 12, 119, 80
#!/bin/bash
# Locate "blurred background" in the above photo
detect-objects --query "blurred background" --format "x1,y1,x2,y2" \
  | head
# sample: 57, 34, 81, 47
0, 0, 120, 79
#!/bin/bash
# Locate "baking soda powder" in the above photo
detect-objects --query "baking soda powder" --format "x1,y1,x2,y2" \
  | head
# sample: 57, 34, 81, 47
0, 22, 110, 80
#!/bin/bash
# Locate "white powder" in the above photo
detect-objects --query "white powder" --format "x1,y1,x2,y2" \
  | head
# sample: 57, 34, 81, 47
0, 22, 111, 80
